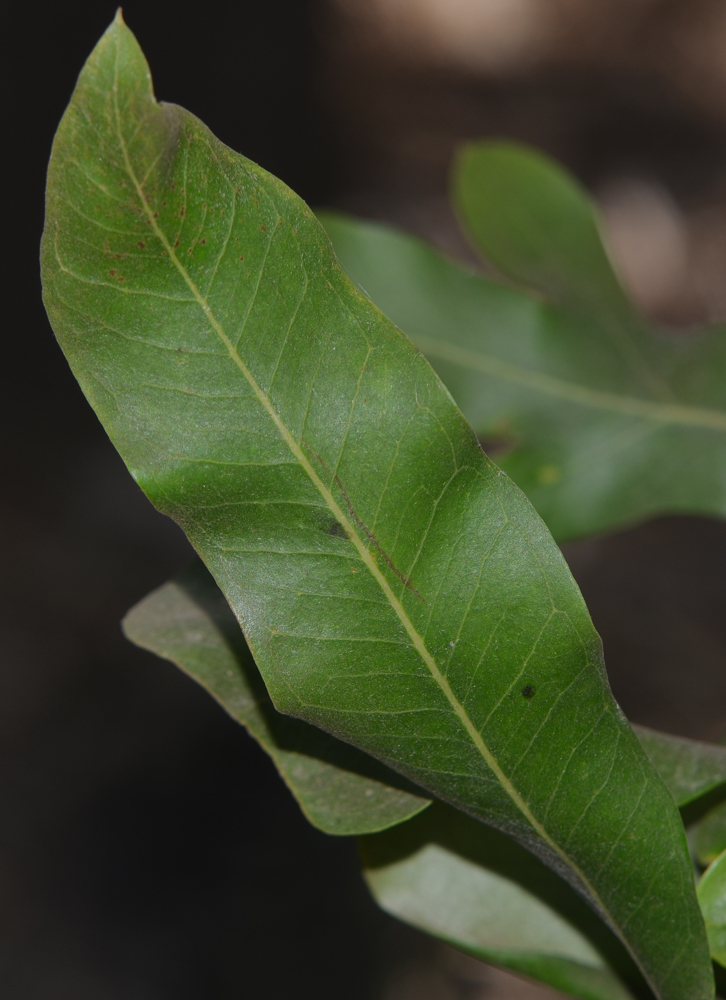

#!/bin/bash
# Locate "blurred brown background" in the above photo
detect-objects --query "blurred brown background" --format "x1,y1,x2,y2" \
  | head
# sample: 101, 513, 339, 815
3, 1, 726, 997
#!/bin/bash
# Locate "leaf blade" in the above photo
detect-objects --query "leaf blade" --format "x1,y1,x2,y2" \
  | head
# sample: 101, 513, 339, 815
123, 560, 431, 835
361, 802, 645, 1000
41, 19, 712, 999
320, 189, 726, 541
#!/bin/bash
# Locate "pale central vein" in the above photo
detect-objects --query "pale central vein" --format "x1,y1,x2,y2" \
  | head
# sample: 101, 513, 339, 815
110, 54, 614, 934
413, 333, 726, 432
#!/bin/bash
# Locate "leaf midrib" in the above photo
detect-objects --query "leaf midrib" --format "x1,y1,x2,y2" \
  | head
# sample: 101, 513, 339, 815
108, 33, 619, 948
413, 334, 726, 432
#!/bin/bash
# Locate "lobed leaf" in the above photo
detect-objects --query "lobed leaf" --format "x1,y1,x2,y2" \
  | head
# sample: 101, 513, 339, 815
321, 146, 726, 542
123, 560, 430, 835
41, 17, 711, 999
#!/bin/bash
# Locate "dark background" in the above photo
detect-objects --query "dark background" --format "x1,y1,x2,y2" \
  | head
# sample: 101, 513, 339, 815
4, 2, 726, 998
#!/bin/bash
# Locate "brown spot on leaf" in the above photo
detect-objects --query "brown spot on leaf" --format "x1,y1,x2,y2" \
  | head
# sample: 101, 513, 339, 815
200, 238, 206, 245
137, 241, 146, 249
108, 269, 116, 276
260, 224, 267, 232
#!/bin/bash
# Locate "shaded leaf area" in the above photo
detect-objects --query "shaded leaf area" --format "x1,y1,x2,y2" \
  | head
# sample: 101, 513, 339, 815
124, 562, 726, 829
321, 144, 726, 543
124, 565, 726, 997
123, 561, 430, 835
692, 802, 726, 868
361, 802, 652, 1000
40, 17, 711, 998
698, 850, 726, 968
634, 727, 726, 809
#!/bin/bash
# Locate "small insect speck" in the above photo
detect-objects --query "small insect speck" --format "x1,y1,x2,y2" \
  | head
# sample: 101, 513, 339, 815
522, 685, 535, 699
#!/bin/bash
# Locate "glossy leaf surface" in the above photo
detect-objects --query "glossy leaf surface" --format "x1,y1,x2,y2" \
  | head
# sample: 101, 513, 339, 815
698, 850, 726, 967
361, 803, 646, 1000
321, 147, 726, 541
41, 17, 711, 998
123, 561, 430, 835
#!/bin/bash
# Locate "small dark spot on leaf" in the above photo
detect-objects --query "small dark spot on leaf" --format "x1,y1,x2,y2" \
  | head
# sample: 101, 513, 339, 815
260, 224, 267, 232
180, 205, 186, 218
200, 238, 206, 245
522, 685, 535, 700
239, 255, 244, 262
174, 239, 180, 248
162, 200, 166, 206
137, 241, 146, 249
327, 519, 347, 539
117, 275, 124, 282
187, 247, 193, 254
108, 269, 116, 276
153, 212, 159, 218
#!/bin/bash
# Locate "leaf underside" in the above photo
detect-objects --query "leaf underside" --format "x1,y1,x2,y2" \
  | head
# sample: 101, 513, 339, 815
320, 148, 726, 543
360, 803, 647, 1000
123, 561, 430, 835
40, 16, 712, 999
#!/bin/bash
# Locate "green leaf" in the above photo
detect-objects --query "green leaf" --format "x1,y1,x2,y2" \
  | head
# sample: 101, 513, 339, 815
123, 560, 430, 835
693, 803, 726, 868
320, 147, 726, 542
40, 17, 712, 998
633, 727, 726, 809
122, 564, 726, 838
698, 850, 726, 967
360, 802, 646, 1000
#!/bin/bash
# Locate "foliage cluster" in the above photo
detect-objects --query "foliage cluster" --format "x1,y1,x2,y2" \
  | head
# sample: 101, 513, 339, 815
40, 15, 726, 1000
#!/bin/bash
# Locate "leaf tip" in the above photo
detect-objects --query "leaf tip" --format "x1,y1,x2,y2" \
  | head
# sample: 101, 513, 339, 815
114, 7, 125, 26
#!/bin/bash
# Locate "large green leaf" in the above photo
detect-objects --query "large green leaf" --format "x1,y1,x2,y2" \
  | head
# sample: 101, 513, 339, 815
321, 147, 726, 542
360, 803, 645, 1000
40, 16, 711, 998
123, 560, 430, 835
